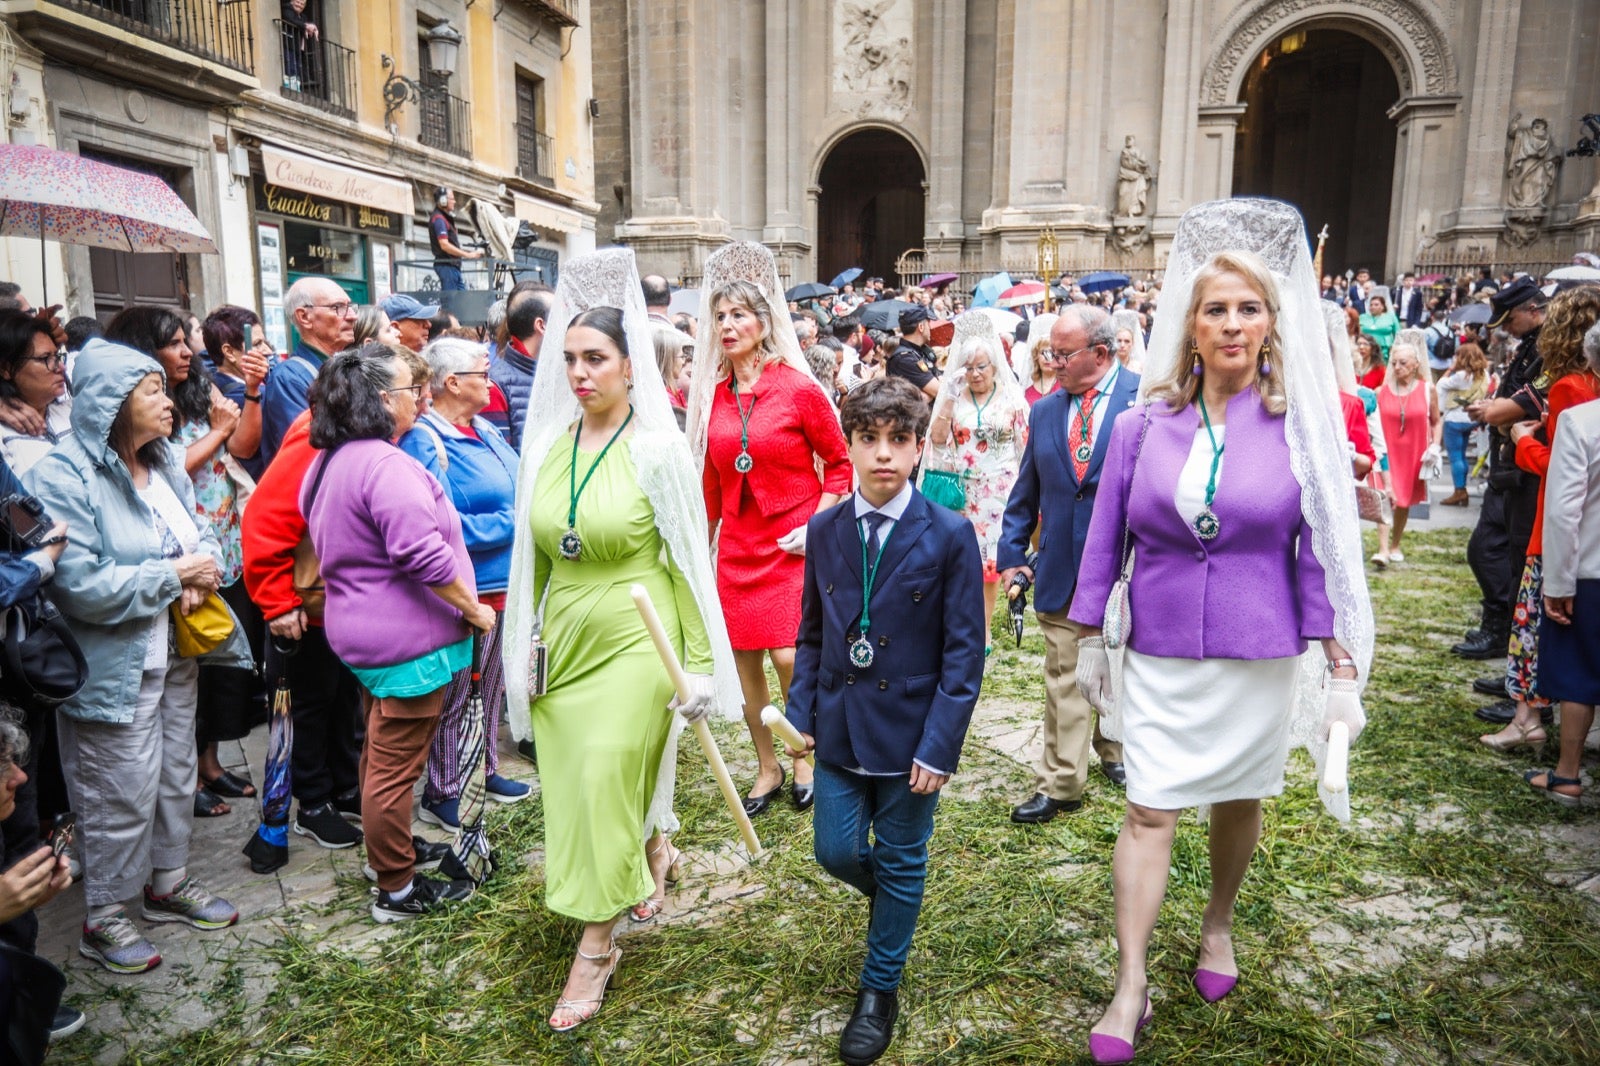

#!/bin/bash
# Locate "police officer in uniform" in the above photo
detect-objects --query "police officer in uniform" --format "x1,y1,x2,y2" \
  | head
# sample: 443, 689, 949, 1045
887, 305, 940, 400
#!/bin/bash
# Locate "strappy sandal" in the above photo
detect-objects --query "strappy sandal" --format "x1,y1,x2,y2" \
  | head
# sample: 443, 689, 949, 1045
548, 941, 620, 1032
1524, 769, 1583, 808
629, 840, 683, 923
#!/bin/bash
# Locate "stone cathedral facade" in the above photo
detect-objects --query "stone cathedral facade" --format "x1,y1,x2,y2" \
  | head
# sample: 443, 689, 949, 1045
591, 0, 1600, 285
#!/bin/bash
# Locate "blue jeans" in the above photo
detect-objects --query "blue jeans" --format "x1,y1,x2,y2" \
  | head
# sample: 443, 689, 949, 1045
812, 759, 940, 992
434, 264, 464, 291
1444, 421, 1474, 489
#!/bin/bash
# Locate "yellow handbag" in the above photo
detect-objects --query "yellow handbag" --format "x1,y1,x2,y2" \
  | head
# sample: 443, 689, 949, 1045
170, 592, 236, 657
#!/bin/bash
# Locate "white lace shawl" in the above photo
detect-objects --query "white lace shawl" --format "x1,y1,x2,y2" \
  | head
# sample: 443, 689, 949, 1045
1137, 198, 1375, 822
686, 241, 835, 470
502, 247, 742, 838
920, 311, 1029, 476
1111, 309, 1148, 374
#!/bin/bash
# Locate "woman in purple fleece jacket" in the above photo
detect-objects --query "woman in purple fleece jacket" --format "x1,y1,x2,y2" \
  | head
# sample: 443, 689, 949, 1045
302, 345, 494, 922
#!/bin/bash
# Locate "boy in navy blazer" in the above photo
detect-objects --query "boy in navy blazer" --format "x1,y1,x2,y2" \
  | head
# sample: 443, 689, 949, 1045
785, 376, 985, 1066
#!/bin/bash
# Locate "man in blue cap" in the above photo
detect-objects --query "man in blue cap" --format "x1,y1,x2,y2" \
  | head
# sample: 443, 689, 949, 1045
888, 305, 939, 400
379, 294, 440, 353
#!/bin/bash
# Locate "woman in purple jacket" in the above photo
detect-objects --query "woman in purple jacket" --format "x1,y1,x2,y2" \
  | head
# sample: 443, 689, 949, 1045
1068, 200, 1374, 1064
302, 346, 495, 923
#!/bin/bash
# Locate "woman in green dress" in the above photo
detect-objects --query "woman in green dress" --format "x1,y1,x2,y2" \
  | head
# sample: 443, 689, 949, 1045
504, 250, 740, 1032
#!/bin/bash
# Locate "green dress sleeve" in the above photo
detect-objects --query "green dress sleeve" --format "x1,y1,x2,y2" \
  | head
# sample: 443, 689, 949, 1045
667, 547, 713, 673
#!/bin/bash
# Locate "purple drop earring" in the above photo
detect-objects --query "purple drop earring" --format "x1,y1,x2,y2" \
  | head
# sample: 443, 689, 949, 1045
1191, 343, 1203, 376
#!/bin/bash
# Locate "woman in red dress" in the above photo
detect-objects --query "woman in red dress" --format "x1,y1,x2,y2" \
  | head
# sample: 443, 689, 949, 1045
1372, 342, 1440, 565
689, 243, 851, 814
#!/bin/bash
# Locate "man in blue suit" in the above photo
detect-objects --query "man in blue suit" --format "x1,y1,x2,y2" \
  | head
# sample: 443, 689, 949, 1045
999, 307, 1140, 822
786, 377, 984, 1066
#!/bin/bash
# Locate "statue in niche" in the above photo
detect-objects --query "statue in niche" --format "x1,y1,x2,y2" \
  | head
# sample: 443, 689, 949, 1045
1116, 135, 1153, 218
1506, 114, 1558, 212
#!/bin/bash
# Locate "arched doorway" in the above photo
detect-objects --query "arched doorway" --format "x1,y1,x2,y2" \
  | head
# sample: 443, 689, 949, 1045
816, 129, 925, 286
1232, 27, 1400, 278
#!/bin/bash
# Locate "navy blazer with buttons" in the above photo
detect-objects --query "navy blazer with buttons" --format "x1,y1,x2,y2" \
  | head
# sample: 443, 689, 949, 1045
997, 367, 1141, 615
785, 489, 985, 775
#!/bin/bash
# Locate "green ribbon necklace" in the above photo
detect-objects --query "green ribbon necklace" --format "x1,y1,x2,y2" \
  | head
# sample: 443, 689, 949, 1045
849, 517, 894, 669
560, 405, 635, 560
1193, 395, 1223, 541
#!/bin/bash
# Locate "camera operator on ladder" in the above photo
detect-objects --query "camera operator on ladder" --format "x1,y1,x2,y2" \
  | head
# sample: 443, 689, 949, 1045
430, 187, 482, 292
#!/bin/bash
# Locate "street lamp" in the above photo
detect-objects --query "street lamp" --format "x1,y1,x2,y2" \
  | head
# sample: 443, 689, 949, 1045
381, 22, 463, 129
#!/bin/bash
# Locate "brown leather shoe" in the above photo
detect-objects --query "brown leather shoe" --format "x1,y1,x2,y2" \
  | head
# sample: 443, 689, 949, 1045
1441, 488, 1469, 506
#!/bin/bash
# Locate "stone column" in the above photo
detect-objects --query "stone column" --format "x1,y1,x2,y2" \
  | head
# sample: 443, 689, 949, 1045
925, 0, 967, 252
763, 0, 803, 246
1192, 105, 1246, 205
1386, 95, 1463, 272
1451, 0, 1523, 241
1151, 0, 1200, 246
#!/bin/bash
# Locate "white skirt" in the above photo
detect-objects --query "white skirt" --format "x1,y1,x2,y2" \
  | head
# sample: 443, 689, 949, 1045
1121, 648, 1301, 810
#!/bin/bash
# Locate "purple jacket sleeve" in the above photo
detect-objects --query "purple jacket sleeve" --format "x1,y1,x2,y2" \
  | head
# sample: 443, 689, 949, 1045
363, 452, 461, 588
1295, 513, 1337, 640
1067, 410, 1137, 628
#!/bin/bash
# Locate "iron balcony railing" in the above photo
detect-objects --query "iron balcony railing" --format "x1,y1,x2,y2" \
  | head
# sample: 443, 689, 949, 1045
60, 0, 255, 73
515, 122, 553, 184
510, 0, 578, 28
274, 19, 356, 119
419, 87, 473, 158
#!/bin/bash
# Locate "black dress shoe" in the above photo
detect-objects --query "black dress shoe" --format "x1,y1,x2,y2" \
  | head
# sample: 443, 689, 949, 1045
1100, 761, 1127, 787
1010, 793, 1082, 823
1472, 675, 1509, 698
839, 988, 899, 1066
742, 766, 786, 817
1452, 631, 1507, 660
791, 780, 815, 811
1474, 698, 1516, 724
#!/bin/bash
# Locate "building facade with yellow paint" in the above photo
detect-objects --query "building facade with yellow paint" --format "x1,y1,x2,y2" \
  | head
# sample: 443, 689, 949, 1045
0, 0, 598, 335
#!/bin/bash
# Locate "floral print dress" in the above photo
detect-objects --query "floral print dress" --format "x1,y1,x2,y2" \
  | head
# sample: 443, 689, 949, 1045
930, 390, 1030, 582
176, 418, 243, 586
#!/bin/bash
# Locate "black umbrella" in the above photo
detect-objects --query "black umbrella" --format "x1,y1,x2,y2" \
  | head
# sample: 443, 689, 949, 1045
1450, 303, 1491, 326
442, 632, 493, 885
242, 661, 295, 874
860, 299, 918, 331
785, 282, 836, 302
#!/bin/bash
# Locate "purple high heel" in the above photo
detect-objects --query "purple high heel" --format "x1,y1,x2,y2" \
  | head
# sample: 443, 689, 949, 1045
1193, 967, 1238, 1003
1087, 996, 1152, 1065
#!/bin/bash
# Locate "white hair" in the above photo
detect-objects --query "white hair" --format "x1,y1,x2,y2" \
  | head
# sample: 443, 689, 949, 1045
959, 335, 1002, 367
1585, 320, 1600, 374
421, 336, 486, 390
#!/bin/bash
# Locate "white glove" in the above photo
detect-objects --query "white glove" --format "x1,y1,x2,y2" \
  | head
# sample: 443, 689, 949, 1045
1320, 677, 1366, 744
1075, 636, 1112, 713
776, 525, 807, 556
670, 672, 716, 724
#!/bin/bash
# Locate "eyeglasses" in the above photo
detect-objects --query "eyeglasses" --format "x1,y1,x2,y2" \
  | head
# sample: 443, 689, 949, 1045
453, 370, 490, 379
313, 300, 357, 318
385, 383, 425, 400
1046, 345, 1099, 365
25, 351, 66, 371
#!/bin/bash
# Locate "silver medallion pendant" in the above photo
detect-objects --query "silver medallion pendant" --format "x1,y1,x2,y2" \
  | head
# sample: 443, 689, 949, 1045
1075, 442, 1093, 464
1193, 508, 1221, 541
559, 528, 583, 560
734, 451, 754, 473
849, 636, 875, 669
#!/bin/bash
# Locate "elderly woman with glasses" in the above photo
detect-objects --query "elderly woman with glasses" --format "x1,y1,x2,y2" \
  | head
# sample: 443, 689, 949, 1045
0, 308, 72, 475
399, 337, 528, 834
302, 346, 494, 922
924, 319, 1031, 643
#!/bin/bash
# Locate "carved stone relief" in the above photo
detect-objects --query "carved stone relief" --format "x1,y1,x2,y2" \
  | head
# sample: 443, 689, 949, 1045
833, 0, 913, 119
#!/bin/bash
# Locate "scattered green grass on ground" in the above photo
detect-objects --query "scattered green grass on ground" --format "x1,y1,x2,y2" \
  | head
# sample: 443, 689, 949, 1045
69, 529, 1600, 1064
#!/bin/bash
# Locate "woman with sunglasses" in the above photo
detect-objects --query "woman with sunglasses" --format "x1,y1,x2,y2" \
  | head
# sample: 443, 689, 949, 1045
0, 309, 72, 475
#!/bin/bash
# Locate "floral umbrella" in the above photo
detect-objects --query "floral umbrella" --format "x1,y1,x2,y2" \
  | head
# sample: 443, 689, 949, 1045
0, 144, 216, 303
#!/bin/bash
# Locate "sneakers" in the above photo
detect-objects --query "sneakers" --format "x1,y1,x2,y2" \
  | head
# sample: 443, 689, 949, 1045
332, 788, 363, 825
79, 910, 161, 974
362, 836, 452, 881
418, 796, 461, 830
142, 876, 240, 930
485, 774, 531, 804
370, 874, 474, 923
295, 802, 364, 848
50, 1004, 86, 1042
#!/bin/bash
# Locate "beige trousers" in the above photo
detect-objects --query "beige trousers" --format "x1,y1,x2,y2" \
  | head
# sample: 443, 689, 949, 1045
1034, 608, 1121, 801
